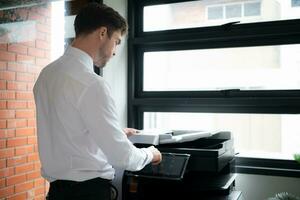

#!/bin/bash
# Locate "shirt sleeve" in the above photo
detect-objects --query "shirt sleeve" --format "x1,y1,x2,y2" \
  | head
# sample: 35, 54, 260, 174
78, 79, 153, 171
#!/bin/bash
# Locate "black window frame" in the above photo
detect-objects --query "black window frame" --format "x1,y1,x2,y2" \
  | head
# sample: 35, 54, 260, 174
127, 0, 300, 177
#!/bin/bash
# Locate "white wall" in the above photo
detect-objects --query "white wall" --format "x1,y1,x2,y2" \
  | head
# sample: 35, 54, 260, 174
104, 1, 300, 200
103, 0, 128, 129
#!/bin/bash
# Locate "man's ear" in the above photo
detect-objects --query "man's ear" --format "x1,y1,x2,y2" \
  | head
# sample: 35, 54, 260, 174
98, 27, 107, 39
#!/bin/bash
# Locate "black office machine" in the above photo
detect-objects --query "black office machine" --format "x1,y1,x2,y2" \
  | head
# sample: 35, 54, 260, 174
123, 131, 243, 200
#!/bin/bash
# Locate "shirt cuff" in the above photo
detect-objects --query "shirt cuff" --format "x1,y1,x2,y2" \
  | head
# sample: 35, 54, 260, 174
141, 148, 153, 166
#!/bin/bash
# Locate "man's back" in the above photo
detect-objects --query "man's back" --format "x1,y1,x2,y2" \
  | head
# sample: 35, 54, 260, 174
34, 47, 116, 182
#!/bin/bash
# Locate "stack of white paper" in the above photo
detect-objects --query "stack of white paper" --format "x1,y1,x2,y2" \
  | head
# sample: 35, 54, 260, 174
160, 131, 212, 144
128, 129, 173, 145
129, 129, 214, 145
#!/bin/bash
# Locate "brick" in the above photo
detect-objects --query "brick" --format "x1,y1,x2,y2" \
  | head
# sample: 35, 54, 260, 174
36, 58, 50, 66
27, 101, 35, 109
16, 128, 35, 137
17, 54, 35, 64
34, 162, 41, 170
7, 192, 27, 200
6, 174, 26, 186
0, 80, 6, 89
34, 195, 46, 200
37, 6, 50, 17
36, 24, 51, 34
0, 186, 14, 199
16, 72, 35, 82
7, 62, 27, 72
0, 148, 14, 159
28, 48, 45, 58
34, 186, 44, 195
34, 178, 44, 187
16, 92, 33, 100
7, 129, 15, 137
27, 153, 39, 162
0, 44, 7, 50
0, 159, 6, 168
7, 137, 27, 147
8, 44, 28, 54
0, 91, 15, 99
0, 101, 6, 109
0, 71, 16, 81
15, 163, 34, 174
7, 101, 27, 109
36, 32, 46, 40
0, 129, 15, 138
26, 171, 40, 181
27, 82, 35, 91
15, 145, 34, 156
0, 139, 6, 148
36, 40, 50, 50
27, 119, 36, 127
27, 65, 41, 74
16, 110, 35, 118
44, 51, 51, 59
0, 178, 5, 188
0, 167, 14, 178
20, 41, 35, 47
28, 12, 45, 23
27, 137, 37, 145
0, 120, 6, 128
0, 61, 6, 70
7, 119, 27, 128
7, 155, 27, 167
0, 110, 15, 119
0, 51, 16, 61
15, 181, 34, 193
7, 81, 27, 90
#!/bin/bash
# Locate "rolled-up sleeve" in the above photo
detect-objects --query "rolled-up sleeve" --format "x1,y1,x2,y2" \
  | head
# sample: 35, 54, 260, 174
78, 79, 153, 171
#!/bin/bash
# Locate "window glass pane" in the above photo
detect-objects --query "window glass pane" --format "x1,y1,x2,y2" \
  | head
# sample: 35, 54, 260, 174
144, 0, 300, 31
225, 4, 242, 18
144, 112, 300, 159
244, 2, 261, 16
292, 0, 300, 7
143, 44, 300, 91
207, 6, 223, 20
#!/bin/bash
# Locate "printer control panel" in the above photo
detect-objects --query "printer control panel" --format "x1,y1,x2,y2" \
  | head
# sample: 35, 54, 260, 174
129, 153, 190, 181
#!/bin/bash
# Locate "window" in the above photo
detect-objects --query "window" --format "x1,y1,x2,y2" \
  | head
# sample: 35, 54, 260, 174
143, 44, 300, 91
143, 0, 300, 32
128, 0, 300, 176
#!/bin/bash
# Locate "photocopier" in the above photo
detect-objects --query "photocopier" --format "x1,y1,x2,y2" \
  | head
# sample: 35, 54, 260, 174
122, 130, 243, 200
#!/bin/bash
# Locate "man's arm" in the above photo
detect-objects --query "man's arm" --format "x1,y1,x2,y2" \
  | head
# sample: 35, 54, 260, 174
78, 80, 161, 170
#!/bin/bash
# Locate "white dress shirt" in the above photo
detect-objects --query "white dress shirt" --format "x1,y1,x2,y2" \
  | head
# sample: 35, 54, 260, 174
33, 47, 153, 182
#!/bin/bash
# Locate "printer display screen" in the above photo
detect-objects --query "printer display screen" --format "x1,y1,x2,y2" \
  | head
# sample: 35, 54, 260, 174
134, 153, 190, 180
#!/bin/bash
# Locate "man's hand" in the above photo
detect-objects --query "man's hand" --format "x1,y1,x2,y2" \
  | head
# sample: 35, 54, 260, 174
123, 128, 139, 137
148, 146, 162, 165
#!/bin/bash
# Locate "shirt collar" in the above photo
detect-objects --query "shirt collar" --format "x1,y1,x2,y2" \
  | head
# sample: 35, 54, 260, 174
64, 46, 94, 71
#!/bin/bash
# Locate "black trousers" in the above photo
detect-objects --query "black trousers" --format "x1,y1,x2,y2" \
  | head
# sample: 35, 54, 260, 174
47, 177, 115, 200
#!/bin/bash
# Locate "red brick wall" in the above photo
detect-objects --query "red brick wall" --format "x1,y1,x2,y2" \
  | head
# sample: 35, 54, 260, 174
0, 4, 52, 200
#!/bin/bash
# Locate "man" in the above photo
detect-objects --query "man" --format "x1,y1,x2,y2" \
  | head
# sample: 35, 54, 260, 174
33, 3, 162, 200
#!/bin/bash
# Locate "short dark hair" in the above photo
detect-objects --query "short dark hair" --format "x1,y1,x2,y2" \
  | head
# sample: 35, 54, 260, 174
74, 3, 127, 37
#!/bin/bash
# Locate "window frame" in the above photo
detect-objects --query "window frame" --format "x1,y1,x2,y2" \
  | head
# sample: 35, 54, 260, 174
127, 0, 300, 177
